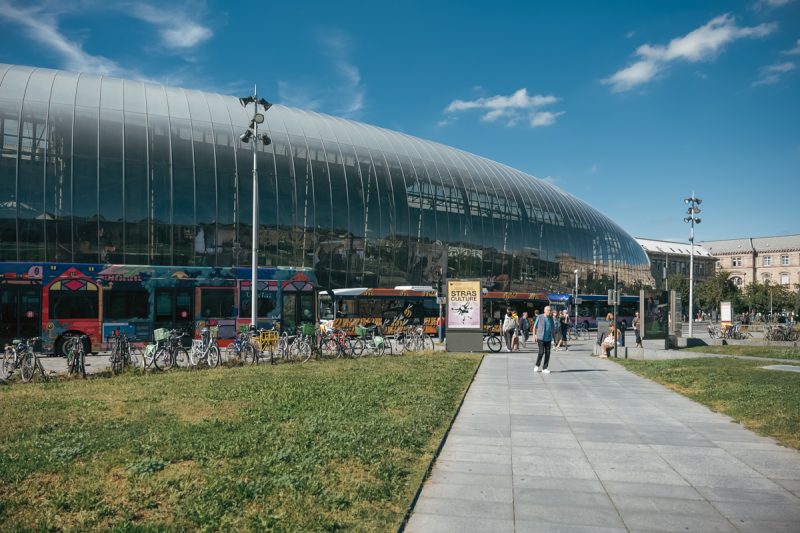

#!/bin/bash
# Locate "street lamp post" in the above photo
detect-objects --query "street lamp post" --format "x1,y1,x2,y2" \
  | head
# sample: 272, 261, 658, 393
238, 88, 273, 327
683, 194, 702, 338
573, 269, 579, 330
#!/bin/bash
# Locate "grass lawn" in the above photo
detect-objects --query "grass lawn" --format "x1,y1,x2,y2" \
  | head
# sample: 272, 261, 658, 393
616, 357, 800, 450
0, 353, 481, 531
682, 344, 800, 360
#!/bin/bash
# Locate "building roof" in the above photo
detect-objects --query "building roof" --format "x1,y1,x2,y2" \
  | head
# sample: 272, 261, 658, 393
635, 238, 713, 257
699, 235, 800, 254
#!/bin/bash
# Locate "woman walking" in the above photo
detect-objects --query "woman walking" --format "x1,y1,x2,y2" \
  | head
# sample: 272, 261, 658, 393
555, 310, 570, 350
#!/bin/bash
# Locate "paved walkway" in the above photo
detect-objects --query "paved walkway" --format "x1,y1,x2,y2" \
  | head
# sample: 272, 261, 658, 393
406, 341, 800, 532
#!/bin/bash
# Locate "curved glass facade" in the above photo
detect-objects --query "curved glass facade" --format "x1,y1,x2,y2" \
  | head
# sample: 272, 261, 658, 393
0, 64, 651, 291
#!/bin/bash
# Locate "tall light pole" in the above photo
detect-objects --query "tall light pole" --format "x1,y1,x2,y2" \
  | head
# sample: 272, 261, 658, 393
238, 88, 273, 327
573, 269, 579, 329
683, 194, 702, 338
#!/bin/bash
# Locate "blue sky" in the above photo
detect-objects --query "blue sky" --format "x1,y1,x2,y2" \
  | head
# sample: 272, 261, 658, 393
1, 0, 798, 243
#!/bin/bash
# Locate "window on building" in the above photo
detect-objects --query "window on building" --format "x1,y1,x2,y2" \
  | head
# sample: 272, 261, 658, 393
781, 255, 789, 266
715, 261, 721, 270
763, 256, 772, 267
762, 274, 771, 283
780, 273, 790, 285
731, 257, 742, 267
730, 276, 743, 286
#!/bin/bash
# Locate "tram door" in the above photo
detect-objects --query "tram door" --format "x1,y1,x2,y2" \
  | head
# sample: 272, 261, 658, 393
281, 288, 315, 335
0, 282, 41, 345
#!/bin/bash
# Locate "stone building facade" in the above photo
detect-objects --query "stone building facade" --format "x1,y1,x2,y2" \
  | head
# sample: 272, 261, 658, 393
699, 235, 800, 289
636, 238, 715, 290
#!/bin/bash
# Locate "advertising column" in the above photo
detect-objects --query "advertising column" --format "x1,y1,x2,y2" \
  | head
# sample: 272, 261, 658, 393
446, 280, 483, 352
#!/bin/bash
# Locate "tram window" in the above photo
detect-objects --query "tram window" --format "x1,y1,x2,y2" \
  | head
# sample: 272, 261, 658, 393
199, 289, 235, 318
49, 289, 99, 319
104, 291, 148, 319
239, 290, 278, 318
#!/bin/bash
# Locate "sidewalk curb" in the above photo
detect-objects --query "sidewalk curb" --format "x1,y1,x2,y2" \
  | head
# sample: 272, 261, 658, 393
396, 353, 485, 533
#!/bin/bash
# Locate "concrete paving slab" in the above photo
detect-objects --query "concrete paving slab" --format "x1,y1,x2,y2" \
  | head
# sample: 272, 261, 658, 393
404, 342, 800, 532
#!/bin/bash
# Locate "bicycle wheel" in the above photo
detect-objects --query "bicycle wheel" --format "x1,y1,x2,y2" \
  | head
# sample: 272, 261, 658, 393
241, 343, 257, 365
1, 350, 14, 380
420, 334, 434, 352
350, 338, 365, 358
298, 339, 313, 363
19, 350, 35, 382
77, 348, 86, 378
208, 344, 221, 368
174, 348, 190, 368
110, 350, 123, 375
153, 346, 173, 371
487, 335, 502, 352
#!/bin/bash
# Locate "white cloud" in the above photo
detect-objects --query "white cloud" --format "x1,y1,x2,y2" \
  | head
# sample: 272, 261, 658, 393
753, 61, 796, 85
126, 2, 212, 49
0, 2, 128, 77
530, 110, 565, 128
278, 29, 365, 117
604, 14, 777, 92
782, 39, 800, 55
444, 88, 563, 128
755, 0, 796, 10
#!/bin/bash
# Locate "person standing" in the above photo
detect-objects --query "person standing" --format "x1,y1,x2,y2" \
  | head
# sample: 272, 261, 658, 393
555, 310, 570, 350
520, 311, 531, 348
502, 309, 516, 352
533, 306, 556, 373
633, 311, 643, 348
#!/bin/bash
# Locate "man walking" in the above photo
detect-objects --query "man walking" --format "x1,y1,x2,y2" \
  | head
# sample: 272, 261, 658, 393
533, 306, 555, 374
520, 311, 531, 348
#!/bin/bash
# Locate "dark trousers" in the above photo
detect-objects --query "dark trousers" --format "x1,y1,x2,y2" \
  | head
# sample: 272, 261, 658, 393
536, 340, 552, 369
504, 330, 514, 350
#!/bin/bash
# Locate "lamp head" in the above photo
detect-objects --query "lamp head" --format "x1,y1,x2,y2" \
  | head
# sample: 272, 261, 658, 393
254, 113, 265, 124
239, 130, 253, 143
260, 133, 272, 146
238, 96, 255, 107
257, 98, 272, 110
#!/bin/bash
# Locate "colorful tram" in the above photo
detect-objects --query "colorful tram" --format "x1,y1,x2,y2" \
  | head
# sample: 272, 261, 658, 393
0, 262, 319, 355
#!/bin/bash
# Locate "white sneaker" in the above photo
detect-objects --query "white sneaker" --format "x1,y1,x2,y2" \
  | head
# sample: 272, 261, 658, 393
534, 366, 540, 372
542, 369, 551, 374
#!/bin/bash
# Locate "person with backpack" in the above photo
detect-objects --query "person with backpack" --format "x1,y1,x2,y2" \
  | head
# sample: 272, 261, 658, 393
533, 306, 556, 373
501, 309, 516, 352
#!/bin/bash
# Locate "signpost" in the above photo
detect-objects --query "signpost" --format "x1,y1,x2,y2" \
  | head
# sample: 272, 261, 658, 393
446, 280, 483, 352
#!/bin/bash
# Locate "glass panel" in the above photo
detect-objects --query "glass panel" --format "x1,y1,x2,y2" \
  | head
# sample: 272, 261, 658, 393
268, 128, 295, 267
17, 97, 47, 261
75, 74, 101, 108
45, 103, 74, 262
0, 66, 32, 100
199, 288, 235, 318
104, 290, 149, 319
165, 87, 190, 119
170, 118, 194, 265
50, 71, 79, 106
213, 122, 236, 266
25, 69, 56, 102
49, 287, 99, 319
0, 100, 19, 261
98, 109, 123, 263
145, 84, 169, 116
193, 120, 217, 266
100, 77, 124, 110
206, 93, 232, 124
255, 135, 277, 267
185, 89, 211, 123
148, 114, 171, 264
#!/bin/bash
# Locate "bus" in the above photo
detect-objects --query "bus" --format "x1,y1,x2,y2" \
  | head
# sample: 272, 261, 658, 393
0, 262, 319, 356
320, 287, 552, 336
482, 291, 550, 333
320, 287, 439, 335
548, 293, 640, 330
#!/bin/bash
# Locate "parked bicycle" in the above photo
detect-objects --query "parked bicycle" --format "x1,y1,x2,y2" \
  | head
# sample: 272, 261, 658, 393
108, 333, 132, 375
2, 337, 47, 383
153, 329, 190, 371
64, 334, 88, 378
396, 324, 433, 354
352, 324, 391, 357
189, 326, 221, 367
484, 329, 503, 352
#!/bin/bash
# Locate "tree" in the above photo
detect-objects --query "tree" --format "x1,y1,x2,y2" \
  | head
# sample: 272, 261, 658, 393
667, 273, 689, 309
695, 270, 740, 314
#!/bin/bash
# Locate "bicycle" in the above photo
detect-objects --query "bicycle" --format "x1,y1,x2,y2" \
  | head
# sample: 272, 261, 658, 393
63, 334, 88, 378
484, 330, 503, 352
568, 322, 589, 341
189, 326, 221, 368
2, 337, 47, 383
351, 324, 391, 357
396, 324, 433, 354
153, 329, 190, 371
319, 328, 354, 358
250, 326, 280, 364
108, 333, 132, 375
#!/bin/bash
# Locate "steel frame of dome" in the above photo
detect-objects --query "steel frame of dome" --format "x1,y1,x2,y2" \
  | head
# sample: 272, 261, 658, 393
0, 64, 651, 292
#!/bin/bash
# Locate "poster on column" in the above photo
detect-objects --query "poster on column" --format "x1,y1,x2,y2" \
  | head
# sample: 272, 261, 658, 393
447, 280, 482, 329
